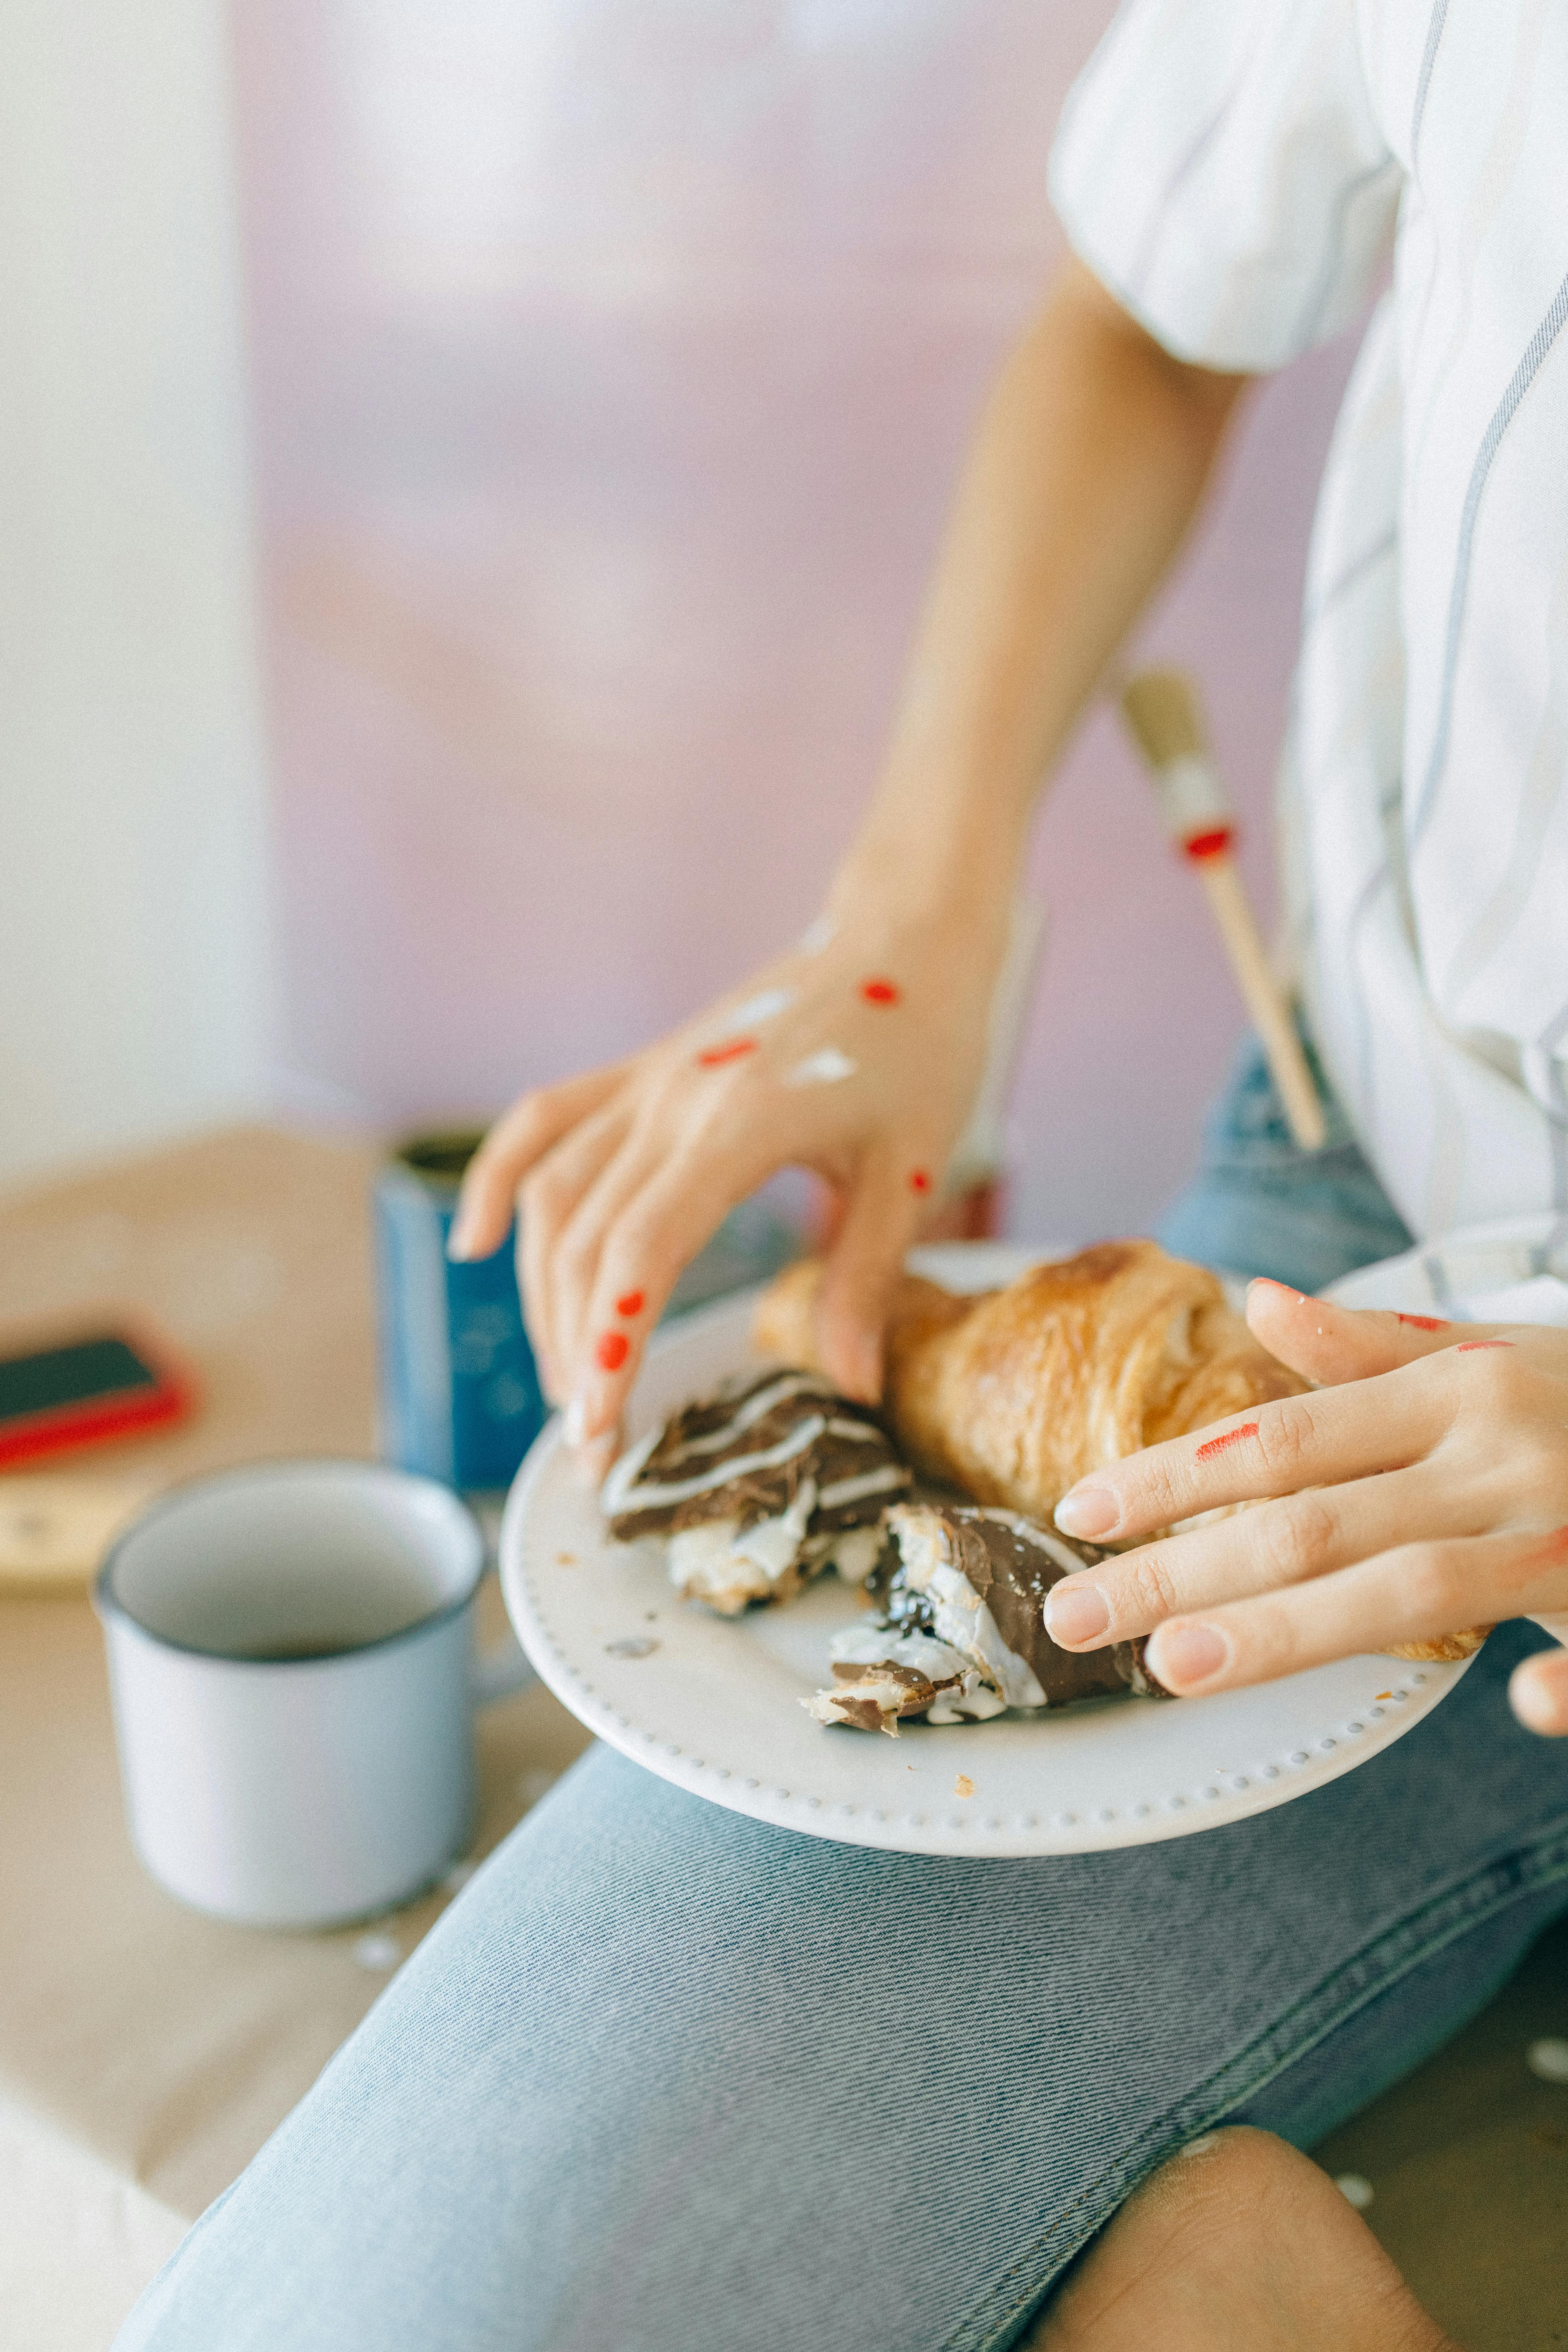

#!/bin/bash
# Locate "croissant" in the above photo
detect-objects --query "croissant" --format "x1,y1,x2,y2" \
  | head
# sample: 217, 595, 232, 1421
752, 1239, 1307, 1523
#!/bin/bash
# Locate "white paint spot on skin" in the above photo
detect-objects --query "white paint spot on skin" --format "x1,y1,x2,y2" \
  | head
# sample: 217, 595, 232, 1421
1527, 2037, 1568, 2082
786, 1046, 857, 1087
799, 914, 836, 954
724, 987, 795, 1028
1335, 2174, 1374, 2209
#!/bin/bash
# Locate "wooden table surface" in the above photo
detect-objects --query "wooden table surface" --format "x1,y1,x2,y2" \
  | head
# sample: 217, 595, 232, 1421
0, 1127, 590, 2350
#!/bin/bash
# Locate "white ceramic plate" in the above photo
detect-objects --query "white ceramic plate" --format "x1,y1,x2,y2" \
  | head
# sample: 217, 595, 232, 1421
499, 1244, 1473, 1856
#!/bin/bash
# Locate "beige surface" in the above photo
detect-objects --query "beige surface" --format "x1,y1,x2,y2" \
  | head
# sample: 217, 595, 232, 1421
0, 1127, 591, 2347
0, 1126, 1562, 2349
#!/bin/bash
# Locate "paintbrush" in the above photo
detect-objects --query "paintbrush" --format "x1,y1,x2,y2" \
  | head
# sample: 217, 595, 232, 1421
1118, 666, 1327, 1151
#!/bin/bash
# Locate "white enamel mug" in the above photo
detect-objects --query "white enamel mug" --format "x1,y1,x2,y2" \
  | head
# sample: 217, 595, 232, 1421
96, 1460, 533, 1930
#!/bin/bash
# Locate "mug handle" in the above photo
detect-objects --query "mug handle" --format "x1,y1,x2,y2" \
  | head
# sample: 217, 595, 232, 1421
471, 1622, 537, 1707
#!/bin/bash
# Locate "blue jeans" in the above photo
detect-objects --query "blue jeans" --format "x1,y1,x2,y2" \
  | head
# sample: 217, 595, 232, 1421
117, 1042, 1568, 2352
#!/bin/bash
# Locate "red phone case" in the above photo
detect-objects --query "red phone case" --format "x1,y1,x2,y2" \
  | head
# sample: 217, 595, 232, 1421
0, 1323, 196, 1470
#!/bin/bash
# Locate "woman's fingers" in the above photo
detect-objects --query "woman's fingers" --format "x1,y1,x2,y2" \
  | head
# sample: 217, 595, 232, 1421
1243, 1279, 1498, 1385
1044, 1464, 1447, 1649
1511, 1638, 1568, 1736
451, 1064, 629, 1264
570, 1138, 774, 1442
1054, 1370, 1448, 1545
1139, 1525, 1568, 1698
517, 1102, 634, 1403
812, 1150, 934, 1402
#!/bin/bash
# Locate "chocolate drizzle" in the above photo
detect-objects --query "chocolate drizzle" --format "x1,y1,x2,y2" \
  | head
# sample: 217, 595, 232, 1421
602, 1369, 912, 1614
810, 1501, 1167, 1730
603, 1370, 909, 1544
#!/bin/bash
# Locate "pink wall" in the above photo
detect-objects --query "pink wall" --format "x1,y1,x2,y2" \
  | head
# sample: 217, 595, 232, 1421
234, 1, 1361, 1242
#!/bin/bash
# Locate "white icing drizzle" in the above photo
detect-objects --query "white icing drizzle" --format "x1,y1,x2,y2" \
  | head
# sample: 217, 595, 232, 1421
816, 1463, 910, 1510
602, 1376, 890, 1518
657, 1373, 836, 1466
784, 1047, 857, 1087
603, 1413, 827, 1513
798, 914, 837, 954
599, 1426, 660, 1514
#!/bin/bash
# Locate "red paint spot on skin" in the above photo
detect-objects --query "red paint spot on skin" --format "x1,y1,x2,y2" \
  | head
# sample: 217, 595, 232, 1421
910, 1169, 931, 1194
595, 1332, 629, 1373
1195, 1420, 1260, 1462
615, 1291, 644, 1319
1182, 828, 1235, 862
1398, 1313, 1450, 1331
861, 978, 900, 1005
1457, 1340, 1513, 1351
696, 1037, 757, 1068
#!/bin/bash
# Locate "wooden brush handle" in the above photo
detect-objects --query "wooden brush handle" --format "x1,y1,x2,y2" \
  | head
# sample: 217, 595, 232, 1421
1197, 854, 1327, 1151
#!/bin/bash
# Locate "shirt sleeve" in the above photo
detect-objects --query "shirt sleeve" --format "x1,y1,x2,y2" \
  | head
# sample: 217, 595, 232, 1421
1049, 0, 1401, 372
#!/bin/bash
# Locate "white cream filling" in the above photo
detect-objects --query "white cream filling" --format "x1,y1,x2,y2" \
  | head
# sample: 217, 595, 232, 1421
812, 1625, 1008, 1727
828, 1625, 969, 1678
666, 1480, 818, 1608
926, 1681, 1008, 1724
818, 1524, 882, 1585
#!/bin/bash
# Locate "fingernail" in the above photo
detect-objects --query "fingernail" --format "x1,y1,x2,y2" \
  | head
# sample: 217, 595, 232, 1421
446, 1209, 477, 1263
1054, 1483, 1119, 1540
1149, 1621, 1231, 1690
1044, 1583, 1110, 1647
1510, 1655, 1568, 1736
571, 1433, 619, 1490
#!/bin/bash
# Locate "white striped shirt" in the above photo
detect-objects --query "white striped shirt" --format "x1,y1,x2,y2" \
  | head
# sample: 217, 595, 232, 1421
1051, 0, 1568, 1249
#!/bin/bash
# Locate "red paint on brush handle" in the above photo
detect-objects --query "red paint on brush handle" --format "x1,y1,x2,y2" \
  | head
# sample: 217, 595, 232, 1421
1181, 828, 1236, 863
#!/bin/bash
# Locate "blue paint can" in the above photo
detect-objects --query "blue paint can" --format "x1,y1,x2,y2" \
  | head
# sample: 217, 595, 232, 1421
374, 1133, 546, 1493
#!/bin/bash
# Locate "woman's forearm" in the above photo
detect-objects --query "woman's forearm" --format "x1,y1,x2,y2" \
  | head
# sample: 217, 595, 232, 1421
838, 260, 1250, 925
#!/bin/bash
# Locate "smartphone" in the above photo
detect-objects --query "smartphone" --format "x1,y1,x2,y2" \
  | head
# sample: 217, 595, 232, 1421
0, 1323, 194, 1468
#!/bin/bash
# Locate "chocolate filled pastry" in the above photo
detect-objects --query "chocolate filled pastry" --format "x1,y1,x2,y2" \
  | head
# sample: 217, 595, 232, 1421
754, 1238, 1307, 1525
807, 1501, 1167, 1733
600, 1370, 913, 1615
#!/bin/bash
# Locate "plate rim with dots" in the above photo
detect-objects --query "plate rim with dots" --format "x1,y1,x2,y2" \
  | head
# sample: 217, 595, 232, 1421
499, 1243, 1476, 1858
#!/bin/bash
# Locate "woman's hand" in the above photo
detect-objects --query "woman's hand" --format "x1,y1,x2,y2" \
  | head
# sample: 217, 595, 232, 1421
447, 891, 1004, 1464
1044, 1280, 1568, 1735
